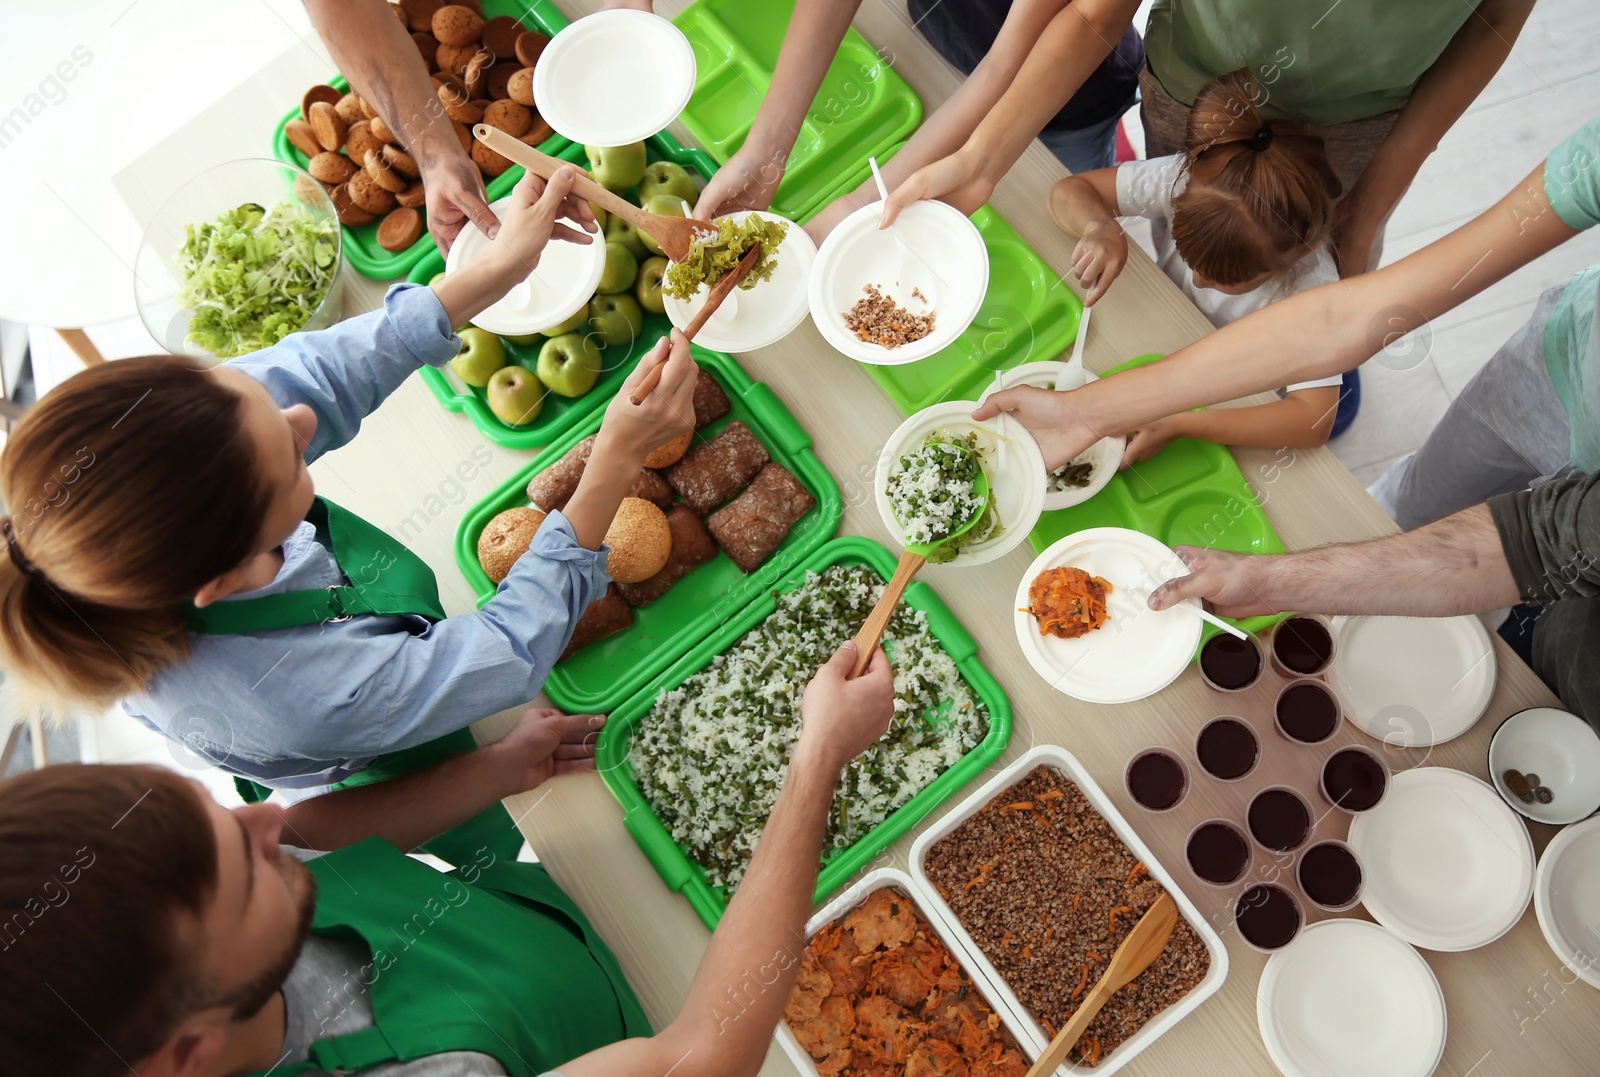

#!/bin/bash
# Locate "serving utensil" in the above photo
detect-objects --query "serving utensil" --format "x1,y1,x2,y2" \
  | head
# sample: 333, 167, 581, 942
627, 243, 762, 405
869, 154, 938, 309
1100, 548, 1248, 640
1056, 303, 1092, 391
472, 125, 716, 262
1024, 893, 1179, 1076
850, 457, 990, 678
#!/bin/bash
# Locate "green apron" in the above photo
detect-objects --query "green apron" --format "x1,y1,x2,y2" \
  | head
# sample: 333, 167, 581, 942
188, 497, 520, 868
240, 837, 651, 1077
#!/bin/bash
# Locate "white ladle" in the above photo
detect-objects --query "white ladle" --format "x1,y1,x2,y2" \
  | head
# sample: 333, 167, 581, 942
869, 156, 938, 310
1056, 303, 1091, 391
1099, 547, 1248, 640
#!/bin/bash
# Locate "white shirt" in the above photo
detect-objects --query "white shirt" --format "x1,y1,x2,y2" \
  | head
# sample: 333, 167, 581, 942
1115, 154, 1343, 394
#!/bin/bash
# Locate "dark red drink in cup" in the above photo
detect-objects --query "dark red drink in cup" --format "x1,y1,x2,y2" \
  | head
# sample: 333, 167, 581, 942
1274, 679, 1341, 745
1126, 748, 1189, 812
1298, 839, 1365, 911
1248, 786, 1313, 853
1271, 614, 1336, 677
1195, 716, 1260, 781
1320, 745, 1391, 813
1186, 819, 1252, 886
1199, 632, 1264, 692
1234, 882, 1303, 952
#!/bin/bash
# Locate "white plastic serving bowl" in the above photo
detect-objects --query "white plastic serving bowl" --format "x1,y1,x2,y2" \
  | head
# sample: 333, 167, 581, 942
1489, 707, 1600, 825
980, 361, 1125, 510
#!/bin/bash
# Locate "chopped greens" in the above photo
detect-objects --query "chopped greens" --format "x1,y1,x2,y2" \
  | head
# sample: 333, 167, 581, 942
631, 564, 989, 892
176, 201, 339, 358
887, 431, 1000, 563
1047, 459, 1095, 491
663, 214, 787, 302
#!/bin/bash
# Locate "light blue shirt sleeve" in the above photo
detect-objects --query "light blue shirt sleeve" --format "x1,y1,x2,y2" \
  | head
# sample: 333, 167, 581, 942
230, 281, 460, 463
1543, 114, 1600, 232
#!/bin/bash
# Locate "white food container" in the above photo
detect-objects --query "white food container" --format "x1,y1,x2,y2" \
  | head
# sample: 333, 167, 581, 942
908, 744, 1230, 1075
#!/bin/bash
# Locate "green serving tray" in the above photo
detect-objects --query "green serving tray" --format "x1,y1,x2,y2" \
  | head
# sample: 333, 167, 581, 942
861, 202, 1084, 415
270, 0, 577, 280
408, 134, 719, 451
1027, 354, 1291, 643
673, 0, 923, 223
596, 535, 1012, 930
454, 349, 842, 714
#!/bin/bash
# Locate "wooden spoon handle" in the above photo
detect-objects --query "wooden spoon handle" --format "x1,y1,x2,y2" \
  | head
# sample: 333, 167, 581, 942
849, 549, 925, 677
472, 125, 646, 226
1025, 982, 1114, 1077
629, 244, 761, 405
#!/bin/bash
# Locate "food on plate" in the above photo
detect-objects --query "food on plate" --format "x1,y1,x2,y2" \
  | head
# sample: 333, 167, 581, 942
632, 564, 989, 890
642, 430, 692, 469
450, 325, 507, 387
1023, 566, 1112, 640
585, 142, 648, 192
597, 241, 640, 295
843, 284, 936, 349
486, 364, 544, 426
692, 367, 731, 429
616, 505, 717, 607
587, 293, 645, 349
176, 201, 339, 358
560, 584, 634, 660
636, 255, 668, 313
638, 161, 698, 205
663, 214, 788, 302
706, 463, 815, 572
784, 887, 1028, 1077
665, 420, 769, 513
535, 332, 602, 397
477, 505, 546, 583
602, 497, 672, 584
923, 765, 1211, 1067
376, 207, 424, 252
1047, 458, 1095, 491
885, 432, 999, 564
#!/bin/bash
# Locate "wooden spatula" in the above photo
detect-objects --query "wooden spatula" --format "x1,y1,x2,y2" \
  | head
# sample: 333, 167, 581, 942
472, 125, 716, 262
628, 243, 761, 405
1024, 893, 1180, 1076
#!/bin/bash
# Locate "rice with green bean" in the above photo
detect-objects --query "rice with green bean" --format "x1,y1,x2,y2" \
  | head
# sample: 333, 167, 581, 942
631, 564, 989, 891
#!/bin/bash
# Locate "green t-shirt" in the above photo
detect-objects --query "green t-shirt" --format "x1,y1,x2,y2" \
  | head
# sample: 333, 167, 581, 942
1143, 0, 1474, 124
1541, 115, 1600, 472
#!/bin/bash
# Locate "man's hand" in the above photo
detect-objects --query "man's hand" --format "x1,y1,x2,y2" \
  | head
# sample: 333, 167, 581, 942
971, 384, 1102, 470
1071, 221, 1128, 306
694, 140, 787, 221
596, 327, 698, 462
421, 147, 501, 254
795, 642, 896, 773
492, 707, 606, 795
483, 167, 599, 280
1148, 546, 1280, 618
881, 148, 995, 228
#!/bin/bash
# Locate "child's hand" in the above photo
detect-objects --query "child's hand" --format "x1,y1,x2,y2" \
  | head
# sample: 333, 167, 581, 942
1071, 221, 1126, 305
596, 328, 698, 462
1121, 416, 1183, 468
484, 168, 598, 282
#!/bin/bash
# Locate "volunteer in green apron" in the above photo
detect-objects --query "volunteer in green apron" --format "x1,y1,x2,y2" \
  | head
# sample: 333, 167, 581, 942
0, 640, 897, 1077
0, 169, 696, 851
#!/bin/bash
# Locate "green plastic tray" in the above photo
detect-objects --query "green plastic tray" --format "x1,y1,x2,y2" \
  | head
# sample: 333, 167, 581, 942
454, 350, 842, 713
673, 0, 923, 223
861, 203, 1084, 415
1027, 354, 1291, 643
270, 0, 576, 280
596, 535, 1012, 930
408, 134, 719, 450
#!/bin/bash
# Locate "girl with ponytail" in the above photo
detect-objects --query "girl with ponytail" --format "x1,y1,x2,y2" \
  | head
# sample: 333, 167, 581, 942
1048, 69, 1347, 464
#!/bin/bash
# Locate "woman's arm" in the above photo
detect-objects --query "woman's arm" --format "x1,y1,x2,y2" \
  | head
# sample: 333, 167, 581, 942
1122, 386, 1339, 467
1049, 168, 1126, 304
1331, 0, 1538, 276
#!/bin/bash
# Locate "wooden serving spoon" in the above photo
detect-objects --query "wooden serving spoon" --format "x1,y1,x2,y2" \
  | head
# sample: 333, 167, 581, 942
628, 243, 761, 405
471, 124, 716, 262
1024, 893, 1180, 1076
849, 457, 990, 678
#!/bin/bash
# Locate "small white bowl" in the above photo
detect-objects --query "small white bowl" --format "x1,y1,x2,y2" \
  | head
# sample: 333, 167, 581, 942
874, 401, 1045, 567
444, 194, 606, 337
1488, 707, 1600, 825
979, 362, 1125, 510
809, 199, 988, 365
663, 210, 815, 352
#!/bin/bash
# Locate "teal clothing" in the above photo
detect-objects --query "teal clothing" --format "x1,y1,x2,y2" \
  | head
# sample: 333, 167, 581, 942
1541, 116, 1600, 472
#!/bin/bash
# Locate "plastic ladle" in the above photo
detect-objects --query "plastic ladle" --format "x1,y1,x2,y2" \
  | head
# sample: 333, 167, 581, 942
868, 156, 938, 310
849, 452, 990, 677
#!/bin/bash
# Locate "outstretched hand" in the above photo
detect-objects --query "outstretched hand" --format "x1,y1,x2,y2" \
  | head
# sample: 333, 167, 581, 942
798, 642, 896, 773
1147, 546, 1278, 618
486, 167, 599, 279
880, 149, 994, 228
422, 149, 501, 255
495, 707, 607, 794
971, 384, 1103, 471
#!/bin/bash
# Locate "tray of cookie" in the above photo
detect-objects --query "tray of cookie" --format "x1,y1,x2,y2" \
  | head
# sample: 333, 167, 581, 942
454, 347, 841, 714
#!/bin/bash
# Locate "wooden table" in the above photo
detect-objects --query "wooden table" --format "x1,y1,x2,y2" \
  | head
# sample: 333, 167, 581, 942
113, 3, 1598, 1074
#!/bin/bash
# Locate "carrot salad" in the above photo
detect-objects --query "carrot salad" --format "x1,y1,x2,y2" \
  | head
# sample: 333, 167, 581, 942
1023, 566, 1112, 640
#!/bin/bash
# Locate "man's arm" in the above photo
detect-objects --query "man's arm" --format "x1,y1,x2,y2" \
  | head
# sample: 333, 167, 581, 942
303, 0, 499, 253
561, 642, 896, 1077
1332, 0, 1537, 277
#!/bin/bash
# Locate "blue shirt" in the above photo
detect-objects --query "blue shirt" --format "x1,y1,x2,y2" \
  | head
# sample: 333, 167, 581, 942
123, 283, 611, 789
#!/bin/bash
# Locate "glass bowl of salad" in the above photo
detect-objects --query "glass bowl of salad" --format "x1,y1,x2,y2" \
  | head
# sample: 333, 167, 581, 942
135, 158, 344, 361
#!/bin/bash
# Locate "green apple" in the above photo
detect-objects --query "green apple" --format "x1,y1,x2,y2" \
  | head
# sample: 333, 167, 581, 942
636, 256, 668, 314
450, 326, 507, 388
604, 214, 648, 260
639, 194, 688, 256
429, 271, 448, 287
587, 293, 644, 349
500, 332, 541, 346
590, 203, 608, 232
536, 332, 603, 397
584, 143, 647, 191
597, 240, 639, 295
638, 161, 697, 206
486, 364, 545, 426
537, 304, 589, 337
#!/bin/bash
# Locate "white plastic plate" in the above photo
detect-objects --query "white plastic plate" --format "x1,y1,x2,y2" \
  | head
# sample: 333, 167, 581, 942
663, 210, 815, 352
1349, 766, 1534, 952
1534, 814, 1600, 989
1014, 527, 1203, 704
532, 11, 696, 146
1328, 614, 1496, 748
908, 744, 1229, 1076
979, 362, 1125, 510
1257, 919, 1446, 1077
809, 199, 988, 364
873, 401, 1045, 567
443, 195, 605, 336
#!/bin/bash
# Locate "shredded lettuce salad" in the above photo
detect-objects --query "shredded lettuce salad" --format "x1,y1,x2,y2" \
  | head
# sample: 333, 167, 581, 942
176, 201, 338, 358
663, 214, 787, 302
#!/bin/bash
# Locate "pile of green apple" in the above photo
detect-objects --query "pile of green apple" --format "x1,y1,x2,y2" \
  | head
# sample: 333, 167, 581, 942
444, 143, 701, 429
